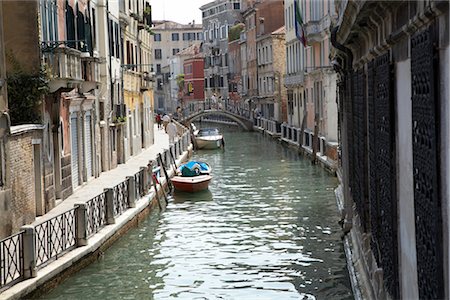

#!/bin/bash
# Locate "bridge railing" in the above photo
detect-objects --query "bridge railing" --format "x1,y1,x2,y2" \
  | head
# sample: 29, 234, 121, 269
255, 117, 282, 136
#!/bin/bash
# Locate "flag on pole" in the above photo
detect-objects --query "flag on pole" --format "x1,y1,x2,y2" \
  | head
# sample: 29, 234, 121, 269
294, 0, 307, 47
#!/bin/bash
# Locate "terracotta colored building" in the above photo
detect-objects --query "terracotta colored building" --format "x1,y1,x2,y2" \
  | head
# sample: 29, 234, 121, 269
183, 54, 205, 112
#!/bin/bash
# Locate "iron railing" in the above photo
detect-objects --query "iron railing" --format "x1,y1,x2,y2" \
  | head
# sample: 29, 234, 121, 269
0, 231, 24, 289
112, 181, 129, 217
85, 192, 108, 238
134, 169, 145, 199
35, 209, 77, 268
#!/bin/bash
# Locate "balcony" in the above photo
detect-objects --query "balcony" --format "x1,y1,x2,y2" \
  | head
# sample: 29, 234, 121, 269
141, 73, 154, 91
123, 70, 141, 92
284, 72, 305, 87
305, 15, 331, 43
43, 47, 83, 93
80, 53, 100, 93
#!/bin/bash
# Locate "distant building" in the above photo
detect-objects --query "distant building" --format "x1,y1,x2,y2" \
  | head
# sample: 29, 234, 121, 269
183, 52, 205, 112
227, 23, 244, 110
201, 0, 243, 102
256, 26, 287, 122
241, 0, 285, 119
152, 20, 203, 113
169, 43, 202, 115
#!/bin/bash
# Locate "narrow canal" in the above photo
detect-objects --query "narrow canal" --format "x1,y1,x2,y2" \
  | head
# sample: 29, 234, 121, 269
41, 124, 353, 300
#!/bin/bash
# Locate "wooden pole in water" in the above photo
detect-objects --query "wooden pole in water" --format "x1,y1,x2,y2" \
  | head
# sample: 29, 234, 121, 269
157, 154, 171, 202
169, 147, 178, 174
151, 173, 162, 210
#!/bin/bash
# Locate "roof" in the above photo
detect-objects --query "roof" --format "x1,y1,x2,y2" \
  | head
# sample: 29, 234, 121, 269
176, 43, 202, 56
152, 20, 202, 30
272, 26, 285, 35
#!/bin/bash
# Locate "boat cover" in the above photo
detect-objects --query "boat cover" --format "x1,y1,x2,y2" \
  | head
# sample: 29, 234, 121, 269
180, 161, 210, 177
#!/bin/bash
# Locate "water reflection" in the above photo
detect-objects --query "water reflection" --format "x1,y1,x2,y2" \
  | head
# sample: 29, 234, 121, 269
171, 189, 213, 203
41, 124, 353, 300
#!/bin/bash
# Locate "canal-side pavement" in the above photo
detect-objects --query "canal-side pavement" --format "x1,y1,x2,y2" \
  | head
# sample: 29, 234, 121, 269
0, 125, 192, 300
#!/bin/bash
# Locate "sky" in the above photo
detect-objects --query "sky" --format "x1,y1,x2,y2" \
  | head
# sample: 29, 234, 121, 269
151, 0, 213, 25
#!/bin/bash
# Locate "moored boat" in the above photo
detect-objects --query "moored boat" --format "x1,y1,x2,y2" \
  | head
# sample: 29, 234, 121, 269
171, 160, 213, 192
171, 175, 212, 192
195, 128, 224, 149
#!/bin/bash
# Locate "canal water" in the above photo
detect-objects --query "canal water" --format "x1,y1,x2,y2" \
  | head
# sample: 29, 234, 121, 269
41, 124, 353, 300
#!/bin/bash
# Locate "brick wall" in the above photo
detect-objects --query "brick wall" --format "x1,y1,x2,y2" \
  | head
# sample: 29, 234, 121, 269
9, 128, 42, 232
61, 154, 72, 200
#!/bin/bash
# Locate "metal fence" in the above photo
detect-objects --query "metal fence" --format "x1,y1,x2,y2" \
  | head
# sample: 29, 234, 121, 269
85, 192, 108, 238
35, 208, 77, 268
112, 181, 129, 217
0, 231, 24, 289
134, 168, 145, 199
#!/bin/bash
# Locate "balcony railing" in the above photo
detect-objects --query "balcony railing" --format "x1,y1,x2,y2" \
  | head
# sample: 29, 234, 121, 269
44, 47, 83, 92
284, 72, 305, 87
305, 15, 331, 43
123, 70, 141, 92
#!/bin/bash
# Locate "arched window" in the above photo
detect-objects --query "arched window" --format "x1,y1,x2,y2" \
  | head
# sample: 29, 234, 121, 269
65, 0, 76, 48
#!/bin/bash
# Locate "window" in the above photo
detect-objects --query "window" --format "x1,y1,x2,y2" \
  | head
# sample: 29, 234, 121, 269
109, 20, 115, 57
91, 7, 97, 50
172, 48, 179, 55
204, 31, 208, 41
156, 64, 161, 74
115, 23, 120, 58
233, 2, 240, 9
155, 49, 162, 59
154, 33, 161, 41
197, 32, 203, 40
157, 78, 163, 90
183, 33, 189, 40
172, 33, 179, 41
204, 78, 208, 88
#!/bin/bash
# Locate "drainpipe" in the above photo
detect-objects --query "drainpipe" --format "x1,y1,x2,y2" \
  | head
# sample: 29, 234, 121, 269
330, 25, 353, 234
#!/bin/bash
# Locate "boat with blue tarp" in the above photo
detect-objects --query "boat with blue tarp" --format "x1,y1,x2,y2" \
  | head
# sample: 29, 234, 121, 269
171, 161, 212, 192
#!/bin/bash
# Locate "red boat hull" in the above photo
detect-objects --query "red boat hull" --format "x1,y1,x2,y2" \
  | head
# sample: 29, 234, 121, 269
171, 175, 212, 192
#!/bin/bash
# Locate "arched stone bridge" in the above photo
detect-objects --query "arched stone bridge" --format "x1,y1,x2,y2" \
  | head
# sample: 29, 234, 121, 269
182, 110, 254, 131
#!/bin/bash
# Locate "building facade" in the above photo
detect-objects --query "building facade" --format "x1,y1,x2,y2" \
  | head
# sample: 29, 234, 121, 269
152, 20, 203, 113
183, 53, 205, 112
284, 0, 338, 165
332, 1, 449, 299
120, 0, 154, 162
0, 0, 155, 238
241, 0, 285, 120
201, 0, 243, 102
256, 26, 287, 122
0, 2, 12, 238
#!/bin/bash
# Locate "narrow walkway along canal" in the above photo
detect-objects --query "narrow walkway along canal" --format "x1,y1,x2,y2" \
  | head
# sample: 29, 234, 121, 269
41, 125, 353, 299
